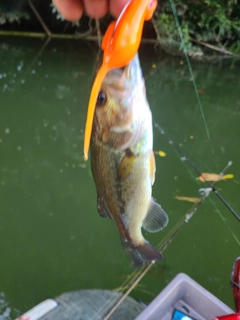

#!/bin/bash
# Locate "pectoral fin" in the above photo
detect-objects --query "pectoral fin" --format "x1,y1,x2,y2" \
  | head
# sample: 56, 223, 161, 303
117, 149, 137, 182
142, 198, 169, 233
149, 150, 156, 185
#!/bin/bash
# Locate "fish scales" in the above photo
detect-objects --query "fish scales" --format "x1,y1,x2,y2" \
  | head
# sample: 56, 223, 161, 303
91, 143, 151, 238
90, 54, 169, 266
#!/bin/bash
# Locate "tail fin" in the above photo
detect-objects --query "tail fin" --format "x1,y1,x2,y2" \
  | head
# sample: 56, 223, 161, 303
126, 241, 163, 267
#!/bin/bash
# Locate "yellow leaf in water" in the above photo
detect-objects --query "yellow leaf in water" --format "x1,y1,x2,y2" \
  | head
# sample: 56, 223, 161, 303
155, 151, 167, 157
152, 64, 157, 68
190, 135, 194, 139
197, 173, 234, 182
219, 174, 234, 180
174, 196, 201, 204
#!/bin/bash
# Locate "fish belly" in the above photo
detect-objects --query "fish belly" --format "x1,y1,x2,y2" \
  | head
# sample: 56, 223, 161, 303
91, 138, 163, 266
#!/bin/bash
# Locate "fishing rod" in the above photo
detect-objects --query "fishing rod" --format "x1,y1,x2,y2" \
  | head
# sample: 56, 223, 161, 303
96, 40, 240, 320
168, 0, 240, 222
100, 161, 232, 320
154, 122, 240, 223
94, 60, 239, 320
179, 154, 240, 222
93, 1, 239, 319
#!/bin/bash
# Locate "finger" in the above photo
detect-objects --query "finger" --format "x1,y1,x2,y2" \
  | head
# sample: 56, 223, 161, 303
109, 0, 129, 18
82, 0, 108, 19
52, 0, 83, 21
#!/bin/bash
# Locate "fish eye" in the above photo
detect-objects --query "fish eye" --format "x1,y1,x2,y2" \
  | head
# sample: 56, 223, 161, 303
97, 91, 107, 107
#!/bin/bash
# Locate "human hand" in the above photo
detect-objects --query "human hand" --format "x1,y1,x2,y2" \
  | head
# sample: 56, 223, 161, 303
52, 0, 129, 21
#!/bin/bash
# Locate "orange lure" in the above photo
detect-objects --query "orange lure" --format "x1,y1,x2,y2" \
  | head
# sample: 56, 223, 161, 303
83, 0, 157, 160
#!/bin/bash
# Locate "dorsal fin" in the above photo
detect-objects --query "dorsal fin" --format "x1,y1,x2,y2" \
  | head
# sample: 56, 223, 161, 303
142, 198, 169, 233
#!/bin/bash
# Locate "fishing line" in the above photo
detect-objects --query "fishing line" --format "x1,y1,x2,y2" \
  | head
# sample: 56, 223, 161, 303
90, 268, 143, 320
90, 2, 237, 319
94, 135, 233, 318
174, 146, 240, 222
100, 162, 231, 320
156, 169, 224, 256
154, 123, 240, 226
90, 259, 148, 320
103, 262, 153, 320
154, 122, 240, 222
169, 0, 211, 143
158, 160, 235, 249
91, 129, 238, 319
208, 198, 240, 246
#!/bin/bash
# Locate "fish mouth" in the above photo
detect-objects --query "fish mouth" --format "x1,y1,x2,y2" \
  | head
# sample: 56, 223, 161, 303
103, 54, 144, 93
123, 53, 143, 86
124, 54, 142, 79
83, 54, 142, 160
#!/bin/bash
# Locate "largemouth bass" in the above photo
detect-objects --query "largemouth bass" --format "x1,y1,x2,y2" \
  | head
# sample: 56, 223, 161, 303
90, 54, 168, 266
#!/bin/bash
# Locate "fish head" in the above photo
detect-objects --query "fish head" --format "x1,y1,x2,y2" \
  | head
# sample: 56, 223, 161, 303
92, 54, 152, 150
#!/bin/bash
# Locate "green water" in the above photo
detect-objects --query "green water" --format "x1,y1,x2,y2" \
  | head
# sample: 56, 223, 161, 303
0, 38, 239, 319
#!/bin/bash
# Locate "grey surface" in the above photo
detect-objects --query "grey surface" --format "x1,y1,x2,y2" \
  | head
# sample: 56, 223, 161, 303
135, 273, 234, 320
40, 289, 144, 320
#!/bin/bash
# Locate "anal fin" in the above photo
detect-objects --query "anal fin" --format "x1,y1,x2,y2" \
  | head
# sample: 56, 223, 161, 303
142, 198, 169, 233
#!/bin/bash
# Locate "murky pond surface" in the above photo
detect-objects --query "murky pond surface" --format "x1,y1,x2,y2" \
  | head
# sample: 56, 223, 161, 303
0, 38, 239, 319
